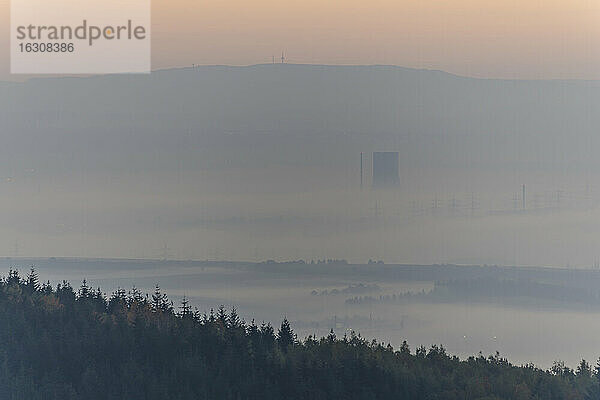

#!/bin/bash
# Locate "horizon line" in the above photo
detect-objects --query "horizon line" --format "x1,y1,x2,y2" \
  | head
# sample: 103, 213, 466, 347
0, 255, 587, 271
4, 63, 600, 84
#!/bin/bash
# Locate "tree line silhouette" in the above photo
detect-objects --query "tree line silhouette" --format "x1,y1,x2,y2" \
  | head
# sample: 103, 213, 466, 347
0, 268, 596, 399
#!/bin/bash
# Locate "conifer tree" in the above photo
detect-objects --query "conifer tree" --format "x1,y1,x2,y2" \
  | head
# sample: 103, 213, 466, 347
179, 296, 192, 318
25, 267, 39, 293
277, 318, 294, 349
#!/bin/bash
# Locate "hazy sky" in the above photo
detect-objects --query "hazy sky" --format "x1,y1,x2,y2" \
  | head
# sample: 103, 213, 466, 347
1, 0, 600, 80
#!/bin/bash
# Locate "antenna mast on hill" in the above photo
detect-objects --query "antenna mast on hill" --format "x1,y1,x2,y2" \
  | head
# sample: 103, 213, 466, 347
360, 152, 363, 189
159, 243, 172, 261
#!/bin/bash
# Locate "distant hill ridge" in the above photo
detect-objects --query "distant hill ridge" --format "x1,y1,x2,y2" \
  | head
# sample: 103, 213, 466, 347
1, 63, 599, 175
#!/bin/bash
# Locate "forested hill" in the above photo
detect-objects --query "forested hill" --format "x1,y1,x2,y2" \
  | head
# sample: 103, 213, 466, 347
0, 269, 595, 399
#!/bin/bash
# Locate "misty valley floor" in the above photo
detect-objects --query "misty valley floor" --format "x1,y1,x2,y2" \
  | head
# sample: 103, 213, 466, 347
5, 257, 600, 369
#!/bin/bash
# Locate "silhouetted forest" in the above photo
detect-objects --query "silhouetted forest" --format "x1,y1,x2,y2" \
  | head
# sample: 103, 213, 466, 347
0, 268, 597, 399
345, 278, 600, 310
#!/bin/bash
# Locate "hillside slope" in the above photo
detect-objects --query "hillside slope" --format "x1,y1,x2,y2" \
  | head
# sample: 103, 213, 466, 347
0, 268, 592, 399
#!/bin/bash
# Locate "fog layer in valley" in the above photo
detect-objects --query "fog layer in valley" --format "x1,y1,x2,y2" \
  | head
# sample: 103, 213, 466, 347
1, 65, 599, 265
